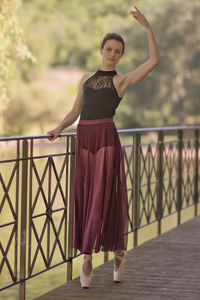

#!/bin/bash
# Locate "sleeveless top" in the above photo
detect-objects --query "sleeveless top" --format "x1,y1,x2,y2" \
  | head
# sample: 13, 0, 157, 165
79, 69, 123, 120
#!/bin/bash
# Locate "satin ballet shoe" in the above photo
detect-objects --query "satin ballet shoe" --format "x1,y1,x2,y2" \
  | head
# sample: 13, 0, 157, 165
113, 250, 127, 282
80, 254, 93, 288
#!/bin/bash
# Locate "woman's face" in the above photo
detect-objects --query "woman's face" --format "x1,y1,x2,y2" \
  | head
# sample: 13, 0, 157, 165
100, 39, 123, 67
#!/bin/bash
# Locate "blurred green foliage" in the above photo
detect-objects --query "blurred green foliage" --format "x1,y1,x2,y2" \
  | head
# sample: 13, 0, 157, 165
0, 0, 35, 101
1, 0, 200, 136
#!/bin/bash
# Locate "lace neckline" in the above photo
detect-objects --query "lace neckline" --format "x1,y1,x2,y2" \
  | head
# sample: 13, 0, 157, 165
95, 69, 117, 76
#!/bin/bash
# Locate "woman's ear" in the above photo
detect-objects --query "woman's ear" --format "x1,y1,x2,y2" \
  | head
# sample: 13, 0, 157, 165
100, 47, 103, 55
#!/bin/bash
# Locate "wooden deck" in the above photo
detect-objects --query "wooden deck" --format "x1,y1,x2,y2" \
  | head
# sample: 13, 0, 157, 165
35, 216, 200, 300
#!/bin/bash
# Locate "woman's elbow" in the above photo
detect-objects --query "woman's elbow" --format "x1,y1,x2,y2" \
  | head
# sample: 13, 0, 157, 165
150, 59, 160, 70
157, 57, 160, 65
154, 55, 160, 66
148, 57, 160, 69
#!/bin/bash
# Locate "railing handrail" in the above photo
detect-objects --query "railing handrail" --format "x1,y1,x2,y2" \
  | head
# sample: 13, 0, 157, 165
0, 125, 199, 142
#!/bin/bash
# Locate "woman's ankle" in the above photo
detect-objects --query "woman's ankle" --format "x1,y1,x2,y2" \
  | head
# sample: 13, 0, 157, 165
82, 254, 93, 275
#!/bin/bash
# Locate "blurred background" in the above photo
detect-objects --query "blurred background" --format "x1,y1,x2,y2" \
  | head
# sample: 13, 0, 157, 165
1, 0, 200, 138
1, 1, 200, 299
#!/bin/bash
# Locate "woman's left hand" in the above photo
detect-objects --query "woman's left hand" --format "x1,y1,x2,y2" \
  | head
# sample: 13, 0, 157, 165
130, 6, 151, 29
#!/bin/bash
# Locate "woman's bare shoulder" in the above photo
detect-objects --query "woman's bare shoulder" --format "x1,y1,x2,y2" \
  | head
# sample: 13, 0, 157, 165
82, 72, 95, 85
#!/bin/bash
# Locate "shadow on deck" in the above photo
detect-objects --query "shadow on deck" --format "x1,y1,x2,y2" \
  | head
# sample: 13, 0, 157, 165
35, 216, 200, 300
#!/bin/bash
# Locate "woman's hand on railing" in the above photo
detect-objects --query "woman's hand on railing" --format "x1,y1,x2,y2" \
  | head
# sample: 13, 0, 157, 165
47, 127, 61, 141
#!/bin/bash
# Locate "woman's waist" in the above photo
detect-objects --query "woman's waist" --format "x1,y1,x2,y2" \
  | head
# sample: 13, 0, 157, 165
78, 117, 114, 125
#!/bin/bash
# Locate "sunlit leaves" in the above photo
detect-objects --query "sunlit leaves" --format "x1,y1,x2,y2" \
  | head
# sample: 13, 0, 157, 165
0, 0, 36, 103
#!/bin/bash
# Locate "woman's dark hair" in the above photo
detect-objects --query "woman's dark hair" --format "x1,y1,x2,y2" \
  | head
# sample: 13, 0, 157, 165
100, 32, 125, 55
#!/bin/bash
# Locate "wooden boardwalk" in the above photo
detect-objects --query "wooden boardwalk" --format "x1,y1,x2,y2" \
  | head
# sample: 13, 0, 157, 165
35, 216, 200, 300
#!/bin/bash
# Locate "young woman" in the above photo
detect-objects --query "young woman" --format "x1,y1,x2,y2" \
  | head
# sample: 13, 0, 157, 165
47, 6, 159, 288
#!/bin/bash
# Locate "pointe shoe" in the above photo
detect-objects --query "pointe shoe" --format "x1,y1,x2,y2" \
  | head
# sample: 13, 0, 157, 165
80, 254, 93, 288
113, 250, 127, 282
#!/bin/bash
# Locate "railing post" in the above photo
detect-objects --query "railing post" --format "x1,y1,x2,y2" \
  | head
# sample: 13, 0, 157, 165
15, 140, 20, 282
67, 136, 75, 282
194, 129, 199, 216
19, 139, 28, 300
157, 131, 164, 235
133, 132, 141, 247
177, 130, 183, 226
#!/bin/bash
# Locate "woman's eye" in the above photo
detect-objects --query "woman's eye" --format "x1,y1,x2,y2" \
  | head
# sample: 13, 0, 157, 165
105, 48, 120, 54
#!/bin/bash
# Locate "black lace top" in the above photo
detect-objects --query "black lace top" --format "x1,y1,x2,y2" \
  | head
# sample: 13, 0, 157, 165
80, 69, 123, 120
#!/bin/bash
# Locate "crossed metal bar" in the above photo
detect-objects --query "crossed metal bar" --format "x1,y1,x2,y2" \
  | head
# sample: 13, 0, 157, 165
0, 126, 199, 300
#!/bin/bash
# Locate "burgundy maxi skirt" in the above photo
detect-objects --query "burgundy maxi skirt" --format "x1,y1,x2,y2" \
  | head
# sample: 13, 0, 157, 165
71, 117, 128, 254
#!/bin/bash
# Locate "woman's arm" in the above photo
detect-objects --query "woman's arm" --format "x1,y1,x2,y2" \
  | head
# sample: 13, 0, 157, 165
47, 73, 88, 141
116, 6, 160, 96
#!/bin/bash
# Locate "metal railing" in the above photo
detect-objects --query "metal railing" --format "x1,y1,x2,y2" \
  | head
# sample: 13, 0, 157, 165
0, 125, 199, 299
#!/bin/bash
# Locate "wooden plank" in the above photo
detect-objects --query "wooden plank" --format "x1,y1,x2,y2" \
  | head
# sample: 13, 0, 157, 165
35, 216, 200, 300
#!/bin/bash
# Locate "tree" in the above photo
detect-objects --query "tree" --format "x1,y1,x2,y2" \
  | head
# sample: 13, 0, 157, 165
116, 0, 200, 127
0, 0, 35, 132
1, 0, 200, 136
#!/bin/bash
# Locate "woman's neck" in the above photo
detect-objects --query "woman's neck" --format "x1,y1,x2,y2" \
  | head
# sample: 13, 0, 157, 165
100, 63, 116, 71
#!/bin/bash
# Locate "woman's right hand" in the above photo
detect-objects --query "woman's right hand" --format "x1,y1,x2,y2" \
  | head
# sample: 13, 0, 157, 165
47, 127, 61, 141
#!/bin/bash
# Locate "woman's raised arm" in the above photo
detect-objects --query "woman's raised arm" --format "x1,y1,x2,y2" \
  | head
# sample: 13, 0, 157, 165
116, 6, 160, 96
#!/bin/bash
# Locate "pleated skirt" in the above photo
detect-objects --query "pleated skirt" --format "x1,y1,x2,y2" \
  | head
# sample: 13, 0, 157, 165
71, 117, 128, 254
